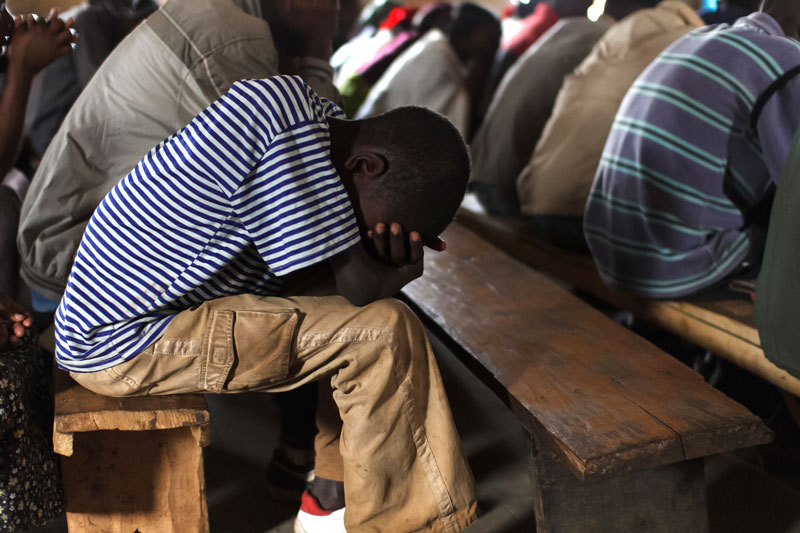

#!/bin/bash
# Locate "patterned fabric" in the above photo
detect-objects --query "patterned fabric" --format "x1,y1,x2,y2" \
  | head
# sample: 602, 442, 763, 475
56, 76, 361, 372
584, 12, 800, 299
0, 337, 64, 531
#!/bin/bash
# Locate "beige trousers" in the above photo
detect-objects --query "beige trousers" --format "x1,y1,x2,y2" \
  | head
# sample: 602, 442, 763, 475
71, 294, 478, 532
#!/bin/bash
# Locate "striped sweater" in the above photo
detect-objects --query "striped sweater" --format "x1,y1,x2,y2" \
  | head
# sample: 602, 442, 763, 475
584, 12, 800, 298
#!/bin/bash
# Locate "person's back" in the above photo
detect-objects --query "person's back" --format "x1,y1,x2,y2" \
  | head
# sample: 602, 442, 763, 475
516, 0, 703, 221
756, 128, 800, 381
24, 1, 158, 158
584, 7, 800, 299
18, 0, 338, 306
356, 28, 469, 132
356, 3, 500, 137
469, 16, 613, 215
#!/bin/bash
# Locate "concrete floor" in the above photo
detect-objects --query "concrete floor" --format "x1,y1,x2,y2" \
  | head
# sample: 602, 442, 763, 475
33, 330, 800, 533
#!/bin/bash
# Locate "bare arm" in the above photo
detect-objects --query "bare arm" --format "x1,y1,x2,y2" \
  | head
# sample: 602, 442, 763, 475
0, 10, 74, 177
329, 222, 445, 306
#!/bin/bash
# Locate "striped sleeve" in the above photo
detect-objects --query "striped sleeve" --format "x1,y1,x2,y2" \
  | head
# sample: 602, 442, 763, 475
229, 77, 361, 276
230, 118, 361, 277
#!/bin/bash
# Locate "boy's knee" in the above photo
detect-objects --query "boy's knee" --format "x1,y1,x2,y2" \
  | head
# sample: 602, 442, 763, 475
363, 298, 422, 336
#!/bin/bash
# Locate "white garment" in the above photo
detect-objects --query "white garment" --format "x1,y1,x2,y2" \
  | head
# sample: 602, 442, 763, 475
356, 28, 469, 136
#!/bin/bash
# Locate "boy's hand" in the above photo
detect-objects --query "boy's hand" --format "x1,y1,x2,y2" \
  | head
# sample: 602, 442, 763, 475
366, 222, 447, 267
8, 8, 76, 78
0, 292, 33, 349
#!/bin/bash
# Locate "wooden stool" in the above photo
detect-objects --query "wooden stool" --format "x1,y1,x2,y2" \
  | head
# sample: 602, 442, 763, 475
53, 370, 211, 532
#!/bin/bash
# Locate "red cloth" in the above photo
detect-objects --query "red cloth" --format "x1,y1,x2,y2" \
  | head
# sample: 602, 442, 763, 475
501, 2, 559, 57
379, 6, 418, 31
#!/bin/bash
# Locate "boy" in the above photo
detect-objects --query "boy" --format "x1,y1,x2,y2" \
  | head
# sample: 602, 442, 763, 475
56, 75, 477, 532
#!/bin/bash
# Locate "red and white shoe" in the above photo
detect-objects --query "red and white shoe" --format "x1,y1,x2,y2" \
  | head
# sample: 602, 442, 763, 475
293, 490, 346, 533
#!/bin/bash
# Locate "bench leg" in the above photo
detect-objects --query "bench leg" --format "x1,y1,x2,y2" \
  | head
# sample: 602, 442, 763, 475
60, 426, 209, 533
528, 434, 708, 533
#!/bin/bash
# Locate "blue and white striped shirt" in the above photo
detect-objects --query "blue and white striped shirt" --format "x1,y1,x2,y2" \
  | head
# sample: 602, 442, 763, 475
55, 76, 361, 372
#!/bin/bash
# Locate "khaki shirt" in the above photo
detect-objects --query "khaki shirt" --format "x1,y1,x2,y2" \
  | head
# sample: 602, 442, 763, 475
516, 1, 704, 217
469, 17, 612, 215
356, 29, 470, 136
18, 0, 336, 300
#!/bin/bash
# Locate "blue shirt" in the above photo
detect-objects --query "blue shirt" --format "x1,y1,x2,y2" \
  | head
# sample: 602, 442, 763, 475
56, 76, 361, 372
584, 13, 800, 299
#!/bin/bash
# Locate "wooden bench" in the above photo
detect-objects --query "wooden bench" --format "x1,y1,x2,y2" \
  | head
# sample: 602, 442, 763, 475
456, 194, 800, 397
402, 222, 773, 532
53, 370, 211, 532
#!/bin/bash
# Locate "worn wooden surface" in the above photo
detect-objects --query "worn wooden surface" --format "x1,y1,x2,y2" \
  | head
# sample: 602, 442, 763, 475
61, 427, 209, 533
53, 370, 210, 455
529, 433, 708, 533
403, 223, 773, 481
456, 196, 800, 397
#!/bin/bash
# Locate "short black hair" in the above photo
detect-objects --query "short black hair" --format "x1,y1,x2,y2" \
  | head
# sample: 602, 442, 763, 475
448, 2, 499, 44
360, 107, 470, 241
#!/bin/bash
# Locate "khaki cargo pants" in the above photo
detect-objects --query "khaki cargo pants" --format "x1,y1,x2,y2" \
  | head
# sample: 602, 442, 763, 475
71, 294, 478, 532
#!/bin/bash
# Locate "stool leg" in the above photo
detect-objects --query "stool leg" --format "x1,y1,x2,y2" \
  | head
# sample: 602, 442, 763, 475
529, 433, 708, 533
61, 426, 209, 533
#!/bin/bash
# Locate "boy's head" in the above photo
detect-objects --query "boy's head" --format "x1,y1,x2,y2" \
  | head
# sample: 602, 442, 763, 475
329, 107, 470, 246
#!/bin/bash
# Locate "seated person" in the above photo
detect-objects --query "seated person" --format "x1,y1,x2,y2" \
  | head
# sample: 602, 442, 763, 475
470, 0, 660, 216
756, 129, 800, 381
331, 4, 413, 88
337, 3, 452, 117
0, 291, 64, 531
514, 0, 704, 250
56, 75, 477, 532
584, 0, 800, 299
698, 0, 760, 25
0, 2, 74, 296
485, 0, 592, 105
356, 3, 500, 137
16, 0, 343, 505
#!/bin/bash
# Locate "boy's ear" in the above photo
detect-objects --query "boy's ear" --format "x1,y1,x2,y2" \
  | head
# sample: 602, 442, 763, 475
344, 152, 388, 179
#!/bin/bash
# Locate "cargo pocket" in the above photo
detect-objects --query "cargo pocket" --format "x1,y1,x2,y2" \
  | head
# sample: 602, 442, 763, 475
205, 308, 301, 392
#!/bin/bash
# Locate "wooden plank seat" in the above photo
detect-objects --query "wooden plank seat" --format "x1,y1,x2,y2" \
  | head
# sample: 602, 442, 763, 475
53, 369, 211, 532
456, 194, 800, 397
402, 222, 773, 532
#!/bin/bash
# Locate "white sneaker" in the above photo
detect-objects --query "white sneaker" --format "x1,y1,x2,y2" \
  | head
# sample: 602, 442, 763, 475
293, 490, 346, 533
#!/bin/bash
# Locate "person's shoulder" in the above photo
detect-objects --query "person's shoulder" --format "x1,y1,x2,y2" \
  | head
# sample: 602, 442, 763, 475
150, 0, 273, 54
228, 76, 337, 127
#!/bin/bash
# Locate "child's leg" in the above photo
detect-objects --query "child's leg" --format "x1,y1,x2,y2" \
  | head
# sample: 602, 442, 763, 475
71, 294, 477, 532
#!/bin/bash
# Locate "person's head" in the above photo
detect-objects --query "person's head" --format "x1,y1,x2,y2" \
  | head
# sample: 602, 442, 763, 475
413, 2, 452, 35
328, 107, 470, 244
602, 0, 659, 21
761, 0, 800, 39
546, 0, 592, 18
448, 2, 500, 66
